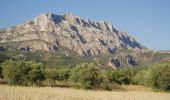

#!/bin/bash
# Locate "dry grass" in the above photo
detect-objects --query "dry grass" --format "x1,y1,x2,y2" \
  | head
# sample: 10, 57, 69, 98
0, 85, 170, 100
122, 85, 151, 91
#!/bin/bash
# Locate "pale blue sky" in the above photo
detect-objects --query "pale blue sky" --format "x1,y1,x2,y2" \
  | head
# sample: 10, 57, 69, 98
0, 0, 170, 50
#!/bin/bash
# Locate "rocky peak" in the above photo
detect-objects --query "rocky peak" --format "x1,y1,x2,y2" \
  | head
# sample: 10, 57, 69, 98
32, 13, 116, 33
0, 13, 145, 56
63, 13, 77, 23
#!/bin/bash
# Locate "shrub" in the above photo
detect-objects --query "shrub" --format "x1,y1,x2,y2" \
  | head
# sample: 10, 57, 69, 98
107, 67, 143, 85
113, 70, 129, 84
44, 69, 58, 80
0, 64, 2, 78
0, 54, 9, 63
2, 60, 45, 86
133, 70, 148, 85
147, 63, 170, 90
28, 69, 45, 85
133, 63, 170, 91
0, 53, 10, 78
2, 60, 31, 85
69, 63, 103, 89
56, 68, 71, 81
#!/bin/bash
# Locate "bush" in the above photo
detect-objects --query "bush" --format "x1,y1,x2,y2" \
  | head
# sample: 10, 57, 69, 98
44, 68, 70, 87
112, 70, 129, 84
133, 63, 170, 91
56, 68, 71, 81
44, 68, 71, 85
2, 60, 45, 86
0, 53, 10, 79
28, 69, 45, 84
147, 64, 170, 90
2, 60, 31, 85
69, 63, 103, 89
27, 61, 45, 85
44, 69, 58, 80
133, 70, 148, 85
0, 64, 3, 78
0, 54, 10, 63
108, 68, 137, 85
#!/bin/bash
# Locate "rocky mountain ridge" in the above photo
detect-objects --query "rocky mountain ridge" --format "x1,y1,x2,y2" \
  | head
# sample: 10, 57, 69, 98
0, 13, 145, 56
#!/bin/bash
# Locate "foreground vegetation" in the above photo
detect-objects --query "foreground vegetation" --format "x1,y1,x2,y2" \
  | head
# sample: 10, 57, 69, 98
0, 50, 170, 100
0, 85, 170, 100
0, 59, 170, 91
0, 50, 170, 91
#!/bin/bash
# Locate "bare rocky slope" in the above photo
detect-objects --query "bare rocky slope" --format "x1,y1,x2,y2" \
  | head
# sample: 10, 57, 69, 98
3, 13, 167, 68
0, 13, 145, 56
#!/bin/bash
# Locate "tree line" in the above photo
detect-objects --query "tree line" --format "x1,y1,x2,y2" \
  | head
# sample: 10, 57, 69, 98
0, 59, 170, 91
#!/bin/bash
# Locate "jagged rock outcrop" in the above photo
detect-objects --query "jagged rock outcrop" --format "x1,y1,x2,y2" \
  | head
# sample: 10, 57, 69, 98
0, 13, 145, 56
108, 54, 138, 68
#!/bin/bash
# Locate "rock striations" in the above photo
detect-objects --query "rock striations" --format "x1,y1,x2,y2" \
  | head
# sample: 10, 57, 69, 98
0, 13, 145, 56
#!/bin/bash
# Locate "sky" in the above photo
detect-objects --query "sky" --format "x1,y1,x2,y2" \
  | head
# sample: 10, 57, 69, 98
0, 0, 170, 50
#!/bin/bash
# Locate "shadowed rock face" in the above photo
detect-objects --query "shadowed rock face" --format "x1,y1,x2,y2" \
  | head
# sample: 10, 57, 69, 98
108, 54, 138, 68
0, 13, 145, 56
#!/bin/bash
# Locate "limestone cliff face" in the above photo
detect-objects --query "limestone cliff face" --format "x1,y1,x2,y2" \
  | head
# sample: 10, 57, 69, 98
0, 13, 145, 56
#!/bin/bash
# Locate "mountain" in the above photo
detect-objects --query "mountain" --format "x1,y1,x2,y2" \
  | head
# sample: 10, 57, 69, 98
1, 13, 169, 68
0, 13, 145, 56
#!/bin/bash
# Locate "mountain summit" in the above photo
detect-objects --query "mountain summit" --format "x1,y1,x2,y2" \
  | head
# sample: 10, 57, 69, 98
0, 13, 145, 56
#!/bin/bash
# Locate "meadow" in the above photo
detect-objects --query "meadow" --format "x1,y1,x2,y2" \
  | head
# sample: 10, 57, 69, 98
0, 85, 170, 100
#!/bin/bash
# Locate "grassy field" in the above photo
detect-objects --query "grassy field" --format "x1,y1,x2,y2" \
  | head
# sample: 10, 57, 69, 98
0, 85, 170, 100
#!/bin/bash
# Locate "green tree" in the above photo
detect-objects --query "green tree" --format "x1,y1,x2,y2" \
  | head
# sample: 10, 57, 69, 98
27, 61, 45, 84
0, 53, 9, 63
133, 70, 148, 85
69, 63, 103, 89
148, 63, 170, 90
0, 64, 2, 78
57, 68, 71, 81
133, 63, 170, 91
2, 60, 31, 85
110, 68, 132, 85
28, 69, 45, 84
44, 69, 58, 80
2, 60, 45, 86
